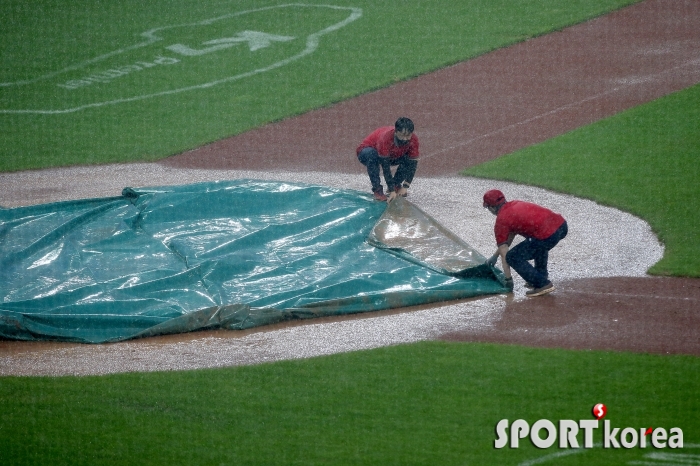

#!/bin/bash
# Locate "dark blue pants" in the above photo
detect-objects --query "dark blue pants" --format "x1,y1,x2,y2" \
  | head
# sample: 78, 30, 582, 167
506, 221, 568, 288
357, 147, 417, 192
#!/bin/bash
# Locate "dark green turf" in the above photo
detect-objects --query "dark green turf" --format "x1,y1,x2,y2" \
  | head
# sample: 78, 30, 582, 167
1, 341, 697, 465
0, 0, 639, 172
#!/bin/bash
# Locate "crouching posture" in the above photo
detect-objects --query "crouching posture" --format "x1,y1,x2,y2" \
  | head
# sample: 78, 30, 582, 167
483, 189, 568, 297
356, 117, 419, 202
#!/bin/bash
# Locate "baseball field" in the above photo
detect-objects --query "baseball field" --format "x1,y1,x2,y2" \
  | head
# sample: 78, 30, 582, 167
1, 0, 699, 464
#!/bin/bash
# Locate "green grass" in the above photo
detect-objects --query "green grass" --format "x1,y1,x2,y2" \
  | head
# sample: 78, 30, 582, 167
0, 0, 640, 172
2, 2, 697, 465
1, 341, 698, 465
463, 84, 700, 277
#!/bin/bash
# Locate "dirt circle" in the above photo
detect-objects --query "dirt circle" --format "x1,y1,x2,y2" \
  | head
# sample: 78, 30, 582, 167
1, 0, 699, 375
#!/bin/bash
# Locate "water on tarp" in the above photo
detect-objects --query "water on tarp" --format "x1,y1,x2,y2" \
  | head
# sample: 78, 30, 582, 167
0, 180, 506, 343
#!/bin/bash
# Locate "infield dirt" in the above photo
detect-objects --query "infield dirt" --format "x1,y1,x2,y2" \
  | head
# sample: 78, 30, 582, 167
161, 0, 700, 357
1, 0, 699, 373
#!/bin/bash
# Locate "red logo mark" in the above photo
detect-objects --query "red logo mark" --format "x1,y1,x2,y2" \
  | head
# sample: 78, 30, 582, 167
645, 427, 653, 436
592, 403, 607, 420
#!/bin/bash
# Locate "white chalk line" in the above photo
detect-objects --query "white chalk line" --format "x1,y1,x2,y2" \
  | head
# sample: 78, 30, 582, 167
563, 289, 699, 302
0, 4, 362, 114
518, 442, 700, 466
420, 57, 700, 162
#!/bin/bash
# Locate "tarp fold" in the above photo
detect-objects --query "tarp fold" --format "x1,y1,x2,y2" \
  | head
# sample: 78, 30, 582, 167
0, 180, 506, 343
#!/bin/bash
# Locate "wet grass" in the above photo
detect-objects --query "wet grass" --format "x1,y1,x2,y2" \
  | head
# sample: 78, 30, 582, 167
3, 2, 696, 465
0, 0, 639, 172
463, 84, 700, 277
1, 341, 698, 465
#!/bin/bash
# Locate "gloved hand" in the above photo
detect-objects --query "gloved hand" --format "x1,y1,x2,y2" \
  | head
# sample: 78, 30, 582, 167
504, 277, 514, 291
486, 254, 498, 267
387, 191, 397, 203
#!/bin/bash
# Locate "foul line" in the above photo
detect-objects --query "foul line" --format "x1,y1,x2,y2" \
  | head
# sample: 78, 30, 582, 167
421, 58, 700, 162
563, 289, 699, 302
518, 443, 700, 466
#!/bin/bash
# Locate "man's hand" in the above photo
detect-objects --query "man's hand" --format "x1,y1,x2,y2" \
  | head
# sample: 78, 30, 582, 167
504, 277, 514, 291
396, 187, 408, 197
387, 191, 397, 203
486, 254, 498, 267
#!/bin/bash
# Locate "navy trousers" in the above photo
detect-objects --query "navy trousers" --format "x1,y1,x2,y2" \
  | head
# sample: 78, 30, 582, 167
357, 147, 417, 192
505, 221, 568, 288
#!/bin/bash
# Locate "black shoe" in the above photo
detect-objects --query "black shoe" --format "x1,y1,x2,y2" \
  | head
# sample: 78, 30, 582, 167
525, 277, 547, 289
526, 282, 555, 297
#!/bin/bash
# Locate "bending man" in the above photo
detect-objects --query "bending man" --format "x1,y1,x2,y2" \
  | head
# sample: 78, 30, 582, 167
483, 189, 568, 297
356, 117, 419, 202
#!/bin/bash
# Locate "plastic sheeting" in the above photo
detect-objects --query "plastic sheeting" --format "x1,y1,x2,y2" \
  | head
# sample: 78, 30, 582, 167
0, 180, 507, 343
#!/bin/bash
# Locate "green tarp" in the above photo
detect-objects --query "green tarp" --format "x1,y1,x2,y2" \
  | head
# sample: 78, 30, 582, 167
0, 180, 507, 343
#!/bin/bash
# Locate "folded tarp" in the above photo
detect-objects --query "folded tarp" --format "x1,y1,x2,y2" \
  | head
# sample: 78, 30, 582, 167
0, 180, 507, 343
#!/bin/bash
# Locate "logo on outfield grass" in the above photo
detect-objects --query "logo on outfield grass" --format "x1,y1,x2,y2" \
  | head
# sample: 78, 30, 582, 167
495, 404, 684, 450
0, 4, 362, 114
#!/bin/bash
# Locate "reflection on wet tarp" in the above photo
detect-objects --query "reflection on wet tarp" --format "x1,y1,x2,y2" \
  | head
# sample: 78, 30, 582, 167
0, 180, 507, 343
368, 197, 495, 278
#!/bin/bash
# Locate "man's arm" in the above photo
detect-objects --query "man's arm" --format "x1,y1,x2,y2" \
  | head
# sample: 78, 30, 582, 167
487, 233, 515, 289
483, 244, 513, 291
394, 158, 418, 198
494, 244, 512, 279
487, 244, 511, 274
404, 157, 418, 180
